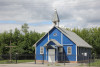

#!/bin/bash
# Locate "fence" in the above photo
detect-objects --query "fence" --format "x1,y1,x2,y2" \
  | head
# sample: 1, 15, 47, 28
0, 54, 35, 64
35, 54, 100, 66
35, 54, 88, 63
0, 54, 100, 67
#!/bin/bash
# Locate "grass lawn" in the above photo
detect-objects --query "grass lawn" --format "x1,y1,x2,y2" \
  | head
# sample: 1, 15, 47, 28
17, 60, 34, 63
89, 59, 100, 66
0, 60, 34, 64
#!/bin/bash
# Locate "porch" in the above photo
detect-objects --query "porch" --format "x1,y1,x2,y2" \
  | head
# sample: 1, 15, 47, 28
44, 39, 64, 63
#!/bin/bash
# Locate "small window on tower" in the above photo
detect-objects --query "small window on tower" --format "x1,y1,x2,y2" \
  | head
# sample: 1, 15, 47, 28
53, 33, 57, 36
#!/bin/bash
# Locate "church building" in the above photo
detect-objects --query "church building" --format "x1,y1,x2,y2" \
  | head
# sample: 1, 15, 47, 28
33, 10, 92, 63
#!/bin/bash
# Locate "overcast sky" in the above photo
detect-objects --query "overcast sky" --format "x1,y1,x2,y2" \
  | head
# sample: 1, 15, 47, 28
0, 0, 100, 33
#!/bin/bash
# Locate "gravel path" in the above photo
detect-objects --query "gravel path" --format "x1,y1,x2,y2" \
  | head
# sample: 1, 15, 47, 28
0, 63, 89, 67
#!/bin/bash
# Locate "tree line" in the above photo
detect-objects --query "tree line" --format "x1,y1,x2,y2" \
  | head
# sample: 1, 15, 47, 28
71, 27, 100, 54
0, 23, 45, 55
0, 23, 100, 56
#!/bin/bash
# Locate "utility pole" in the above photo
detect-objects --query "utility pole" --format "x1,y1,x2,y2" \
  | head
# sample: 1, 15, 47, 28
5, 40, 16, 62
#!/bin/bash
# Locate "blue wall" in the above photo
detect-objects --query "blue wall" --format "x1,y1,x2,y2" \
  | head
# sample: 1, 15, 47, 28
77, 47, 91, 61
49, 27, 61, 44
36, 34, 48, 60
63, 34, 76, 61
36, 27, 76, 61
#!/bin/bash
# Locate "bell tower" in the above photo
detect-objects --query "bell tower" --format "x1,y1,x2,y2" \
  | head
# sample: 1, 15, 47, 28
52, 9, 60, 27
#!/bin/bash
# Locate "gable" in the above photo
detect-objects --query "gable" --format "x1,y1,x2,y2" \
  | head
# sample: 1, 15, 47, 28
49, 27, 61, 44
44, 39, 62, 47
34, 26, 62, 47
34, 26, 75, 47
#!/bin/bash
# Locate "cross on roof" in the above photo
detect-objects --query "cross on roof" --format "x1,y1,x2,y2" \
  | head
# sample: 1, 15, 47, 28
5, 40, 16, 61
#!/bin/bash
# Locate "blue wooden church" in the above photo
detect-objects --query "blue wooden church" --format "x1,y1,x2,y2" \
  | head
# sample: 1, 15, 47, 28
33, 10, 92, 63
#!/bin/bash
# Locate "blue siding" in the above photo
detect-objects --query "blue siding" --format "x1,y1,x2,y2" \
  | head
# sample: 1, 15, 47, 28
47, 27, 62, 61
77, 47, 91, 61
36, 27, 76, 61
63, 34, 74, 45
49, 27, 61, 44
36, 34, 48, 60
63, 34, 76, 61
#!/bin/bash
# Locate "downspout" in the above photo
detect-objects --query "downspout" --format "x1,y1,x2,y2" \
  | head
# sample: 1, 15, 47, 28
61, 33, 63, 45
34, 45, 36, 64
76, 46, 77, 62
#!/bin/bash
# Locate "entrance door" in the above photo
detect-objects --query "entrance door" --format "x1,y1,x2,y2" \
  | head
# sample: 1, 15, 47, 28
48, 49, 55, 62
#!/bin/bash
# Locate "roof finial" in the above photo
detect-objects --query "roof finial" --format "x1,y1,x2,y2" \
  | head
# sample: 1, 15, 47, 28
52, 9, 60, 27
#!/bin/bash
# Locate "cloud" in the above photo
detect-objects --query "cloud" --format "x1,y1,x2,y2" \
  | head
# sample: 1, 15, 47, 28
0, 23, 53, 33
0, 23, 21, 33
0, 0, 100, 33
29, 24, 53, 33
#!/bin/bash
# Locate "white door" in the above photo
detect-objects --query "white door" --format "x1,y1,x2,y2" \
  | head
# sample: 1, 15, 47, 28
48, 49, 55, 62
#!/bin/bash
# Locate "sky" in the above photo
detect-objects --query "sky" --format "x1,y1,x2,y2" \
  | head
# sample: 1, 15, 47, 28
0, 0, 100, 33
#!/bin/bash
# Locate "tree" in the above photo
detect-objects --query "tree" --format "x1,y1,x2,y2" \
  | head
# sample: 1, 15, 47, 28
21, 23, 29, 34
13, 28, 20, 45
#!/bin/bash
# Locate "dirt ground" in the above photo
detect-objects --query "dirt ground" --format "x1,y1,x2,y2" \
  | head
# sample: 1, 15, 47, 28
0, 63, 90, 67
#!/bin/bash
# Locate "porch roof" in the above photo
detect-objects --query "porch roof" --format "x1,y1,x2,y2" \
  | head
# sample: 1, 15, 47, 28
44, 39, 62, 47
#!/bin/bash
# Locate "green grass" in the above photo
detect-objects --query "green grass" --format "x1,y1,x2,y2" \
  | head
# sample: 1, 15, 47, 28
0, 60, 34, 64
17, 60, 34, 63
55, 64, 61, 66
89, 59, 100, 66
47, 64, 50, 66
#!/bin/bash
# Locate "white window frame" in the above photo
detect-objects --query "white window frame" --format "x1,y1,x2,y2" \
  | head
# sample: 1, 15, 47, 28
67, 46, 72, 55
40, 46, 44, 54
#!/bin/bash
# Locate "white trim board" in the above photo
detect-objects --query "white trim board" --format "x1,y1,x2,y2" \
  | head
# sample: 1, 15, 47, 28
61, 33, 63, 45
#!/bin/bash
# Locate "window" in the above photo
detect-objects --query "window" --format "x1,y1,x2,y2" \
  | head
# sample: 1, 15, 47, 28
59, 47, 63, 53
82, 52, 87, 56
84, 52, 87, 56
40, 47, 44, 54
67, 47, 72, 55
53, 33, 57, 36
